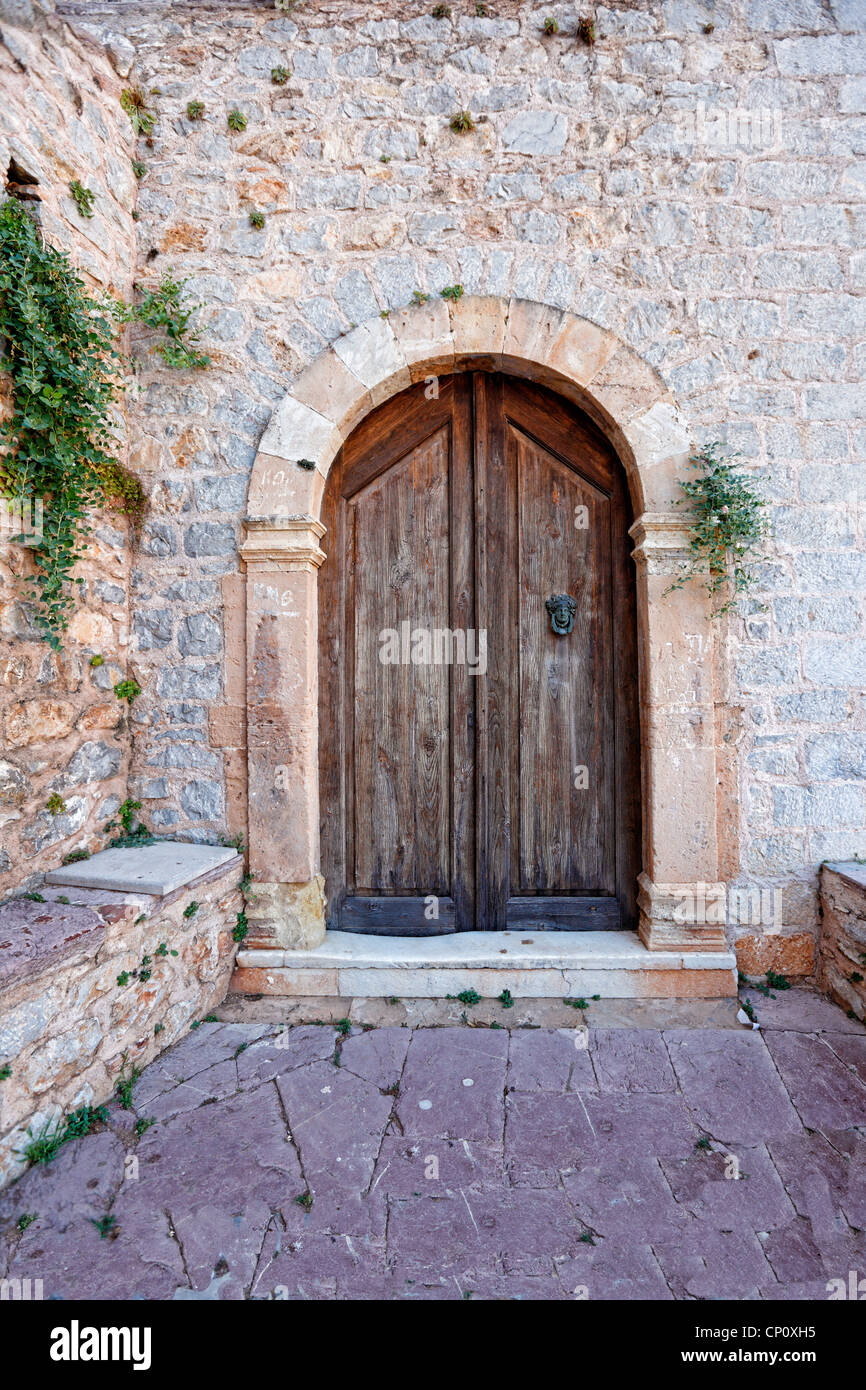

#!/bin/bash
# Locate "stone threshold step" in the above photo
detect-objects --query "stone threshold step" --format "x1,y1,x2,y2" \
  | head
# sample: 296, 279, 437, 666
233, 930, 738, 1000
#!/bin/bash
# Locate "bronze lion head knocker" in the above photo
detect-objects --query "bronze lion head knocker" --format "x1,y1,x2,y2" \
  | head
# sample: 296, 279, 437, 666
545, 593, 576, 636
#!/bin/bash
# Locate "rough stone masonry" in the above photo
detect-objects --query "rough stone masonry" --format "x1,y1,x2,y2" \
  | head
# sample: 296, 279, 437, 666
0, 0, 864, 977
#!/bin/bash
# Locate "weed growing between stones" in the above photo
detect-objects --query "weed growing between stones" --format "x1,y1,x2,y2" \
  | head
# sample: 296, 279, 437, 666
131, 159, 147, 180
22, 1103, 108, 1165
114, 270, 211, 370
115, 1055, 142, 1110
17, 1213, 37, 1231
446, 989, 481, 1006
227, 108, 248, 132
233, 911, 249, 943
271, 66, 289, 84
91, 1214, 117, 1239
113, 678, 141, 704
0, 1064, 11, 1080
249, 211, 265, 229
543, 17, 559, 35
183, 901, 199, 919
120, 87, 155, 135
440, 283, 464, 300
68, 180, 94, 218
46, 793, 65, 815
577, 16, 596, 45
186, 100, 205, 120
449, 110, 474, 135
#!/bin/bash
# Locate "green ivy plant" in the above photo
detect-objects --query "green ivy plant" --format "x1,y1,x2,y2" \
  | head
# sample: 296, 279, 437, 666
0, 200, 141, 648
666, 443, 767, 616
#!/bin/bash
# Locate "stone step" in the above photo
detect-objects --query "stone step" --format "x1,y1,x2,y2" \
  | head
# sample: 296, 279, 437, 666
231, 930, 738, 1001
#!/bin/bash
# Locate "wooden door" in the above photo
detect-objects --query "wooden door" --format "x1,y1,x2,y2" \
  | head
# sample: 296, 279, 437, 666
318, 373, 640, 934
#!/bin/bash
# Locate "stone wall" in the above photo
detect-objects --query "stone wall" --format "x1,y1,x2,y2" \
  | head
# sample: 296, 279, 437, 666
819, 861, 866, 1021
2, 0, 863, 970
0, 0, 138, 897
0, 849, 243, 1188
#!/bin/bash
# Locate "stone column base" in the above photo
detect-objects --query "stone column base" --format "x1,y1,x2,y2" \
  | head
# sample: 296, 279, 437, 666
638, 873, 728, 952
246, 876, 326, 950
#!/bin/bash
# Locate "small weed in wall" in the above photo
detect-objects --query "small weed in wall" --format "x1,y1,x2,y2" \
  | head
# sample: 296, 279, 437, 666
62, 848, 90, 863
114, 678, 141, 704
46, 793, 66, 816
131, 160, 147, 180
69, 181, 95, 219
578, 16, 596, 44
440, 284, 464, 301
227, 108, 248, 132
543, 17, 560, 35
271, 66, 289, 84
666, 443, 767, 615
186, 100, 205, 121
0, 1063, 11, 1080
183, 900, 199, 919
120, 87, 156, 136
115, 270, 211, 370
249, 211, 265, 229
449, 110, 474, 135
233, 911, 249, 943
431, 3, 451, 16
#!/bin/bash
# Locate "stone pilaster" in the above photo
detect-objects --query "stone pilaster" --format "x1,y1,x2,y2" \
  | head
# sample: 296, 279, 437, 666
241, 517, 327, 950
630, 513, 725, 951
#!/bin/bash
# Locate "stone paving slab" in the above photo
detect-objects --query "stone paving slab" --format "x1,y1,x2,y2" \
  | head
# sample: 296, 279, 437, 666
1, 989, 865, 1300
45, 843, 238, 895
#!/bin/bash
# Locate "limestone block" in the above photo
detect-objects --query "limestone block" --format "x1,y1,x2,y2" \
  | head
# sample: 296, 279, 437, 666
246, 877, 327, 950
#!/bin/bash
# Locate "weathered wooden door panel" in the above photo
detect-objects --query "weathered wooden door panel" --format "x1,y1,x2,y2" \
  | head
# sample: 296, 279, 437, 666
319, 376, 474, 933
319, 372, 640, 934
515, 430, 614, 894
351, 431, 451, 894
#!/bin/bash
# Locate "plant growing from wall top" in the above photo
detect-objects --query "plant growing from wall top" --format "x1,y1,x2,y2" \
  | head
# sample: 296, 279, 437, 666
666, 443, 767, 616
0, 199, 144, 648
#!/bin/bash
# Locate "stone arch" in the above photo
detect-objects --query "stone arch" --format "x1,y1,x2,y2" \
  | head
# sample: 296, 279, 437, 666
240, 295, 726, 955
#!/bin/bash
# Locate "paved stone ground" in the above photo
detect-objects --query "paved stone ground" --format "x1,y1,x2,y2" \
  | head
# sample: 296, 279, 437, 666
1, 989, 864, 1301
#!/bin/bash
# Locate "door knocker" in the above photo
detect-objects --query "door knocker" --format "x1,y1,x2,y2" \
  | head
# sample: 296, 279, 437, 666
546, 593, 576, 636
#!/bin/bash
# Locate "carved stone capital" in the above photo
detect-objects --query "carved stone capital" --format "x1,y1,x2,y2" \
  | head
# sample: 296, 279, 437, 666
241, 517, 327, 570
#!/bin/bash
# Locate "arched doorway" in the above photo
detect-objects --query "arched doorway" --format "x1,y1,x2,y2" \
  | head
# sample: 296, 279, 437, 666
318, 371, 640, 935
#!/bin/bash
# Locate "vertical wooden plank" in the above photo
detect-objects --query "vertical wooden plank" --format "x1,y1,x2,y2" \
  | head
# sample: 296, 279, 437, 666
475, 372, 513, 931
450, 374, 477, 931
318, 449, 344, 923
